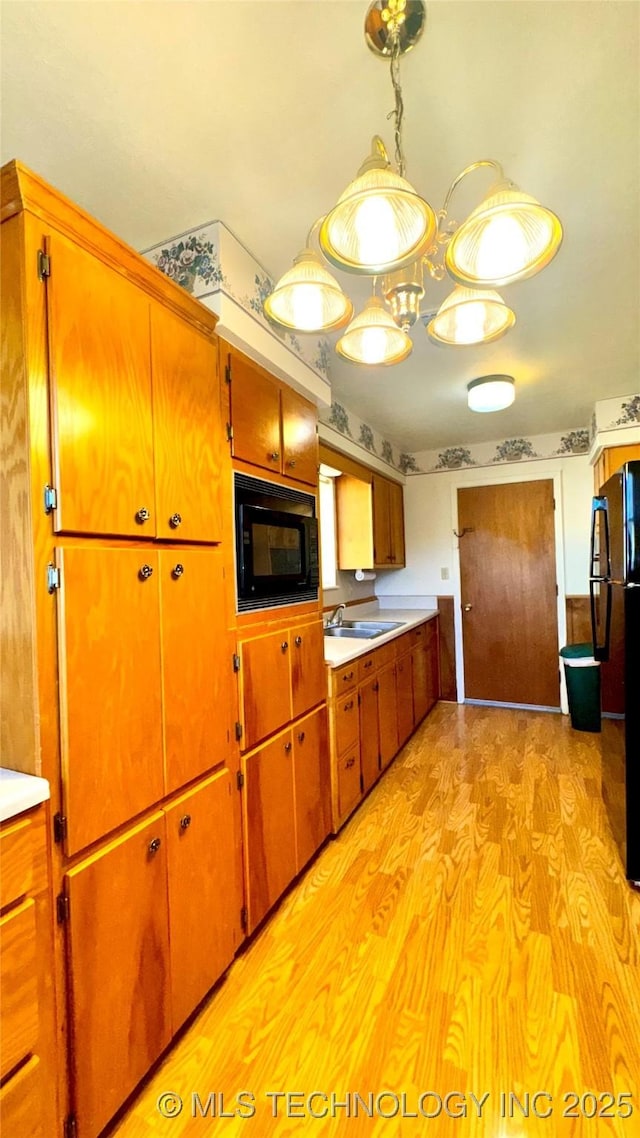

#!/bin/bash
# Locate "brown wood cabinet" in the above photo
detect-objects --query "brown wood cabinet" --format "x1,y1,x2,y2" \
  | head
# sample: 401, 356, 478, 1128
293, 706, 331, 873
226, 343, 318, 486
327, 619, 440, 831
239, 619, 325, 750
243, 729, 297, 931
336, 471, 405, 570
593, 443, 640, 492
64, 813, 172, 1138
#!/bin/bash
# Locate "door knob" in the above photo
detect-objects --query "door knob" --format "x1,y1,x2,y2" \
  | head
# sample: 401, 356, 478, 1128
281, 641, 289, 653
172, 563, 184, 579
138, 564, 154, 580
135, 507, 150, 524
268, 451, 280, 461
463, 603, 473, 612
180, 814, 192, 830
148, 837, 162, 854
295, 636, 302, 647
169, 512, 182, 529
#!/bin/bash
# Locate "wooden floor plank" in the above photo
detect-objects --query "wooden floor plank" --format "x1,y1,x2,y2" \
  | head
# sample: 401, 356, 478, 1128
109, 706, 640, 1138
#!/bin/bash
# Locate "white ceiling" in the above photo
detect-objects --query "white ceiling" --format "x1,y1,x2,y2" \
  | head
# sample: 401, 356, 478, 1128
2, 1, 638, 451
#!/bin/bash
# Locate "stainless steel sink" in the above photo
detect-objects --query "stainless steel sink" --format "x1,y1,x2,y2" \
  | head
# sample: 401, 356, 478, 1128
324, 620, 404, 640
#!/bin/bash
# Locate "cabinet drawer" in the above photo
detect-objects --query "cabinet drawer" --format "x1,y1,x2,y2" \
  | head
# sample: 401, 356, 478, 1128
358, 652, 377, 683
394, 630, 413, 660
0, 1055, 43, 1138
373, 641, 396, 671
334, 694, 359, 756
329, 664, 358, 698
0, 814, 37, 911
337, 748, 361, 820
0, 899, 38, 1079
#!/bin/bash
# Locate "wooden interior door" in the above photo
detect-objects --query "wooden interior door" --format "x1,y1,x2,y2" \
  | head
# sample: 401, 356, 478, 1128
243, 731, 296, 931
151, 305, 224, 542
239, 630, 292, 750
359, 675, 380, 792
378, 662, 398, 769
458, 480, 559, 707
281, 387, 318, 485
290, 620, 325, 719
165, 771, 242, 1031
293, 707, 330, 873
229, 349, 281, 473
65, 813, 171, 1138
57, 546, 164, 855
159, 548, 235, 792
46, 229, 155, 537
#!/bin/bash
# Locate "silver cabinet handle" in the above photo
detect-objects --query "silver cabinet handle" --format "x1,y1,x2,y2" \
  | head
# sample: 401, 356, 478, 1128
180, 814, 192, 830
268, 451, 280, 461
148, 837, 162, 854
169, 512, 182, 529
284, 741, 292, 753
172, 563, 184, 579
295, 636, 302, 647
135, 507, 150, 524
139, 564, 153, 580
281, 641, 289, 653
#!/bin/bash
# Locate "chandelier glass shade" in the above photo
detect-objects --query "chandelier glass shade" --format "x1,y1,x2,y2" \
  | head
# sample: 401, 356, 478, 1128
263, 0, 563, 367
467, 374, 515, 413
446, 185, 563, 287
318, 136, 437, 276
427, 285, 515, 346
336, 295, 413, 365
263, 248, 353, 332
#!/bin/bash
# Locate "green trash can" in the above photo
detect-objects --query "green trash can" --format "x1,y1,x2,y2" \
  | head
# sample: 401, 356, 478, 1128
560, 643, 601, 732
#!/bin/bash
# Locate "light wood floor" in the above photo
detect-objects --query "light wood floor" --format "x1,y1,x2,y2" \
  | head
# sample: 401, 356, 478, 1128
110, 705, 640, 1137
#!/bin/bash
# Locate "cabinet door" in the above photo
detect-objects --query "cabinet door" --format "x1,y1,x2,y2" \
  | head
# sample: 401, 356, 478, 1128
57, 547, 164, 855
229, 350, 281, 473
372, 475, 391, 566
359, 676, 380, 793
281, 386, 318, 485
425, 626, 440, 714
151, 305, 224, 542
243, 731, 296, 931
600, 444, 640, 489
388, 480, 406, 566
337, 747, 361, 821
395, 652, 414, 746
46, 230, 155, 537
412, 644, 429, 725
159, 548, 234, 793
0, 1056, 43, 1138
239, 631, 292, 750
165, 771, 242, 1031
0, 900, 38, 1079
291, 620, 325, 720
334, 692, 359, 756
293, 707, 330, 872
65, 813, 171, 1138
378, 661, 399, 769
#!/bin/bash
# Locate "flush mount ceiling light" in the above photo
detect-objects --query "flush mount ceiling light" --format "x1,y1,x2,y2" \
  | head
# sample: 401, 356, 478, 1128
264, 0, 563, 365
467, 374, 516, 413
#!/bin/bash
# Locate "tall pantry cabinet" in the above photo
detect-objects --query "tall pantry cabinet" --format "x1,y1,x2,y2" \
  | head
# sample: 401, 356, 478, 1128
1, 162, 243, 1138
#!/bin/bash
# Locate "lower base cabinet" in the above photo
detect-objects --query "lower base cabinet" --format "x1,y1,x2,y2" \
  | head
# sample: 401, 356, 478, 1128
378, 661, 399, 770
359, 676, 380, 793
396, 651, 414, 746
64, 771, 242, 1138
243, 706, 330, 932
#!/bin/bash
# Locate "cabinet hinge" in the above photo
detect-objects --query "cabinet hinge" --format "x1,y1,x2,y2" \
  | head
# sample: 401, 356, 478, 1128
357, 692, 361, 706
44, 484, 57, 514
56, 893, 70, 925
53, 812, 67, 844
232, 653, 241, 673
236, 769, 245, 790
240, 906, 248, 933
360, 773, 364, 793
47, 563, 61, 593
63, 1114, 77, 1138
37, 249, 51, 280
225, 359, 232, 384
226, 422, 234, 441
556, 583, 559, 596
235, 722, 243, 741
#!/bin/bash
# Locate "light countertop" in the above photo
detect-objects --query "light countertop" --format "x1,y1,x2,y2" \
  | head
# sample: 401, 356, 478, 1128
0, 768, 50, 824
324, 607, 438, 667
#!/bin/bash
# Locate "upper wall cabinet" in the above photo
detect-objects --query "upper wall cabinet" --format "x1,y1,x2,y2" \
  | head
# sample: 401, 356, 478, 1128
593, 444, 640, 493
46, 230, 223, 541
336, 471, 405, 570
225, 343, 319, 486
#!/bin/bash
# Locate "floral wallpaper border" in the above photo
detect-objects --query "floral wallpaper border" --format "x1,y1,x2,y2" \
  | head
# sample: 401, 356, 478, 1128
143, 221, 331, 383
594, 393, 640, 434
319, 401, 409, 474
408, 427, 596, 473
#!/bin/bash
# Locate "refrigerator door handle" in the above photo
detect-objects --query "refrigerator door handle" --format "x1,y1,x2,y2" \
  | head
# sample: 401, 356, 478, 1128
590, 577, 612, 662
590, 495, 611, 581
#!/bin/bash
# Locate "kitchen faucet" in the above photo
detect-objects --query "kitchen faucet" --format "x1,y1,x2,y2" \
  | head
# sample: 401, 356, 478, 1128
327, 603, 346, 628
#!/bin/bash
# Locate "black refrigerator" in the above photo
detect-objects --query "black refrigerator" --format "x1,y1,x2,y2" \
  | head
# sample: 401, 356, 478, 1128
590, 460, 640, 886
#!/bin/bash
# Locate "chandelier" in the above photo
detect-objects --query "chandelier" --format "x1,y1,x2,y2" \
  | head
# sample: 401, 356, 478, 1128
264, 0, 563, 367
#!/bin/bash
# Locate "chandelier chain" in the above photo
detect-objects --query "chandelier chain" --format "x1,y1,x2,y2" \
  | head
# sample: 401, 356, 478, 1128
387, 29, 405, 177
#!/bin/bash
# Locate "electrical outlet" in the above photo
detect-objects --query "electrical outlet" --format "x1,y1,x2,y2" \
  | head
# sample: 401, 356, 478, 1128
441, 567, 450, 580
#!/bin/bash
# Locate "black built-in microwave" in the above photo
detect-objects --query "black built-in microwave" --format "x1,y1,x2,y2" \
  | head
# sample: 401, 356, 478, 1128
234, 473, 319, 611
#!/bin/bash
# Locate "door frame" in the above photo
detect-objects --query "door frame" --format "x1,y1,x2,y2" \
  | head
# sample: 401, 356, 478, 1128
449, 468, 568, 711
